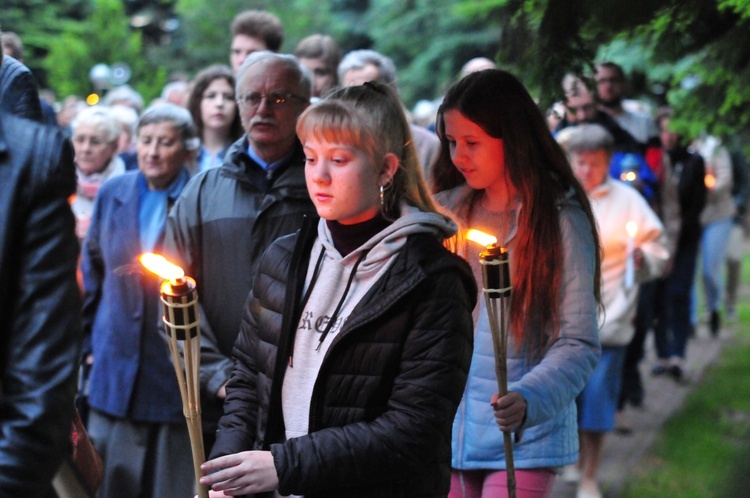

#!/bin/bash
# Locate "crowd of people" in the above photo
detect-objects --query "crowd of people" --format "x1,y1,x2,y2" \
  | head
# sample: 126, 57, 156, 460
1, 7, 749, 498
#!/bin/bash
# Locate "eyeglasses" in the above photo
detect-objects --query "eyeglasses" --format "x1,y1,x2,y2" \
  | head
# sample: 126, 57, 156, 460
236, 92, 308, 110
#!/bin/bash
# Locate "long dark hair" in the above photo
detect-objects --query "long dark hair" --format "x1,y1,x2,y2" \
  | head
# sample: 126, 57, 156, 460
186, 65, 242, 144
433, 69, 601, 357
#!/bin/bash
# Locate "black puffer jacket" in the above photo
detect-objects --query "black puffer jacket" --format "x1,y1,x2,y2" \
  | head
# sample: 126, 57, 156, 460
211, 217, 476, 497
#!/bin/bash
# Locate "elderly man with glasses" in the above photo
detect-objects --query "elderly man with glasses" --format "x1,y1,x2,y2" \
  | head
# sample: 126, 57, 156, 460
163, 51, 317, 454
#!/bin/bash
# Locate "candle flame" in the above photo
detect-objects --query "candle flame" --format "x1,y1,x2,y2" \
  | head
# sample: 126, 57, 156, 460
621, 171, 637, 182
466, 229, 498, 248
626, 221, 638, 237
705, 173, 716, 189
139, 253, 185, 281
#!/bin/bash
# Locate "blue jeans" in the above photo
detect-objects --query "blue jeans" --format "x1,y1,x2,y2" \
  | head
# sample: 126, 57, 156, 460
700, 217, 734, 312
655, 238, 700, 359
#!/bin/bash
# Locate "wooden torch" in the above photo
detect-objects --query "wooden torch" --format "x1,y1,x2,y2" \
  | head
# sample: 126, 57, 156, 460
139, 253, 209, 498
466, 229, 516, 498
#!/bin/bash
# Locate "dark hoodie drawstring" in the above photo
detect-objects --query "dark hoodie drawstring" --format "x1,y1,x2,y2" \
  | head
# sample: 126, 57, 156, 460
299, 248, 327, 313
290, 247, 326, 367
289, 247, 369, 365
315, 250, 368, 351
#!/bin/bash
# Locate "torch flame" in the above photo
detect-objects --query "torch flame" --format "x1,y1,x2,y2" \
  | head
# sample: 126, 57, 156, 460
625, 221, 638, 238
467, 229, 498, 248
139, 253, 185, 282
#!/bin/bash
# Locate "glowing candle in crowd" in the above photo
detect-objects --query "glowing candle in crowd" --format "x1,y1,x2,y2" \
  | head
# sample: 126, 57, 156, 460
624, 221, 638, 290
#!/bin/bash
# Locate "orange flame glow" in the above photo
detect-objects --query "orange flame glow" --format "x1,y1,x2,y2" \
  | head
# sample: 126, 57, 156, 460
466, 229, 498, 248
705, 173, 716, 189
139, 253, 185, 282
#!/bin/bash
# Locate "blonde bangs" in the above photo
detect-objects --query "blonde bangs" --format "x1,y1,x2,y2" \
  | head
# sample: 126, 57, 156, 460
296, 102, 377, 157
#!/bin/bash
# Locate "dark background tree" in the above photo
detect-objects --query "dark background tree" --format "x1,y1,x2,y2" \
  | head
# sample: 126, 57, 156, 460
479, 0, 750, 143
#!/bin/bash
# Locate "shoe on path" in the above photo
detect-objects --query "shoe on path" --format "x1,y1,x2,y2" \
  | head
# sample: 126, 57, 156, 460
652, 363, 669, 376
576, 482, 602, 498
669, 364, 683, 381
562, 465, 580, 483
710, 310, 721, 337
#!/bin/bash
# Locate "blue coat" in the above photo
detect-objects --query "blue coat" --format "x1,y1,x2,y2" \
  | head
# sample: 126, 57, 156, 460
437, 185, 601, 470
81, 171, 184, 423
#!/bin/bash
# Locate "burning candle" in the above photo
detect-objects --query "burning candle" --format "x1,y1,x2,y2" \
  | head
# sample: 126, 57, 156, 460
621, 170, 637, 182
624, 221, 637, 290
139, 253, 208, 498
705, 171, 716, 189
619, 153, 640, 184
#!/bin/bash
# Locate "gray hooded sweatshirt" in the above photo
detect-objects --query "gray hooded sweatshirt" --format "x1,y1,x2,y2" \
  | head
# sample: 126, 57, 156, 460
282, 204, 458, 440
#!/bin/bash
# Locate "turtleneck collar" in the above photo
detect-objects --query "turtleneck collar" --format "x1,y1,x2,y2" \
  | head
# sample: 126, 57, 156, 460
326, 213, 393, 257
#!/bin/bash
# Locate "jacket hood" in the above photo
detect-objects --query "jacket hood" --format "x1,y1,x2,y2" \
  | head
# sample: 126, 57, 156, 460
317, 203, 457, 273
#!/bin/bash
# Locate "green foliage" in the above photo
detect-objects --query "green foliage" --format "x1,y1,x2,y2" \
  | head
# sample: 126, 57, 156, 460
173, 0, 338, 75
10, 0, 750, 139
42, 0, 166, 102
719, 0, 750, 18
621, 253, 750, 497
366, 0, 500, 105
0, 0, 90, 86
449, 0, 750, 139
636, 2, 750, 141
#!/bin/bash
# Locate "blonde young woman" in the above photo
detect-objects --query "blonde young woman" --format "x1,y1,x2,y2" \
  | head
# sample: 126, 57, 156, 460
199, 82, 476, 497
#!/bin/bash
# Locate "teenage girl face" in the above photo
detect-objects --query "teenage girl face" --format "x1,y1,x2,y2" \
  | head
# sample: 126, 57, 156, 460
200, 78, 236, 134
304, 137, 395, 225
442, 109, 506, 195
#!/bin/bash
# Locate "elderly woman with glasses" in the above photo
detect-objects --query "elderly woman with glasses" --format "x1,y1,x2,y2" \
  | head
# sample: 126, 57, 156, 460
81, 103, 200, 498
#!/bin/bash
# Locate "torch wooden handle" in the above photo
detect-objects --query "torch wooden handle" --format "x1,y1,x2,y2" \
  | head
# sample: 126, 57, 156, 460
485, 294, 517, 498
